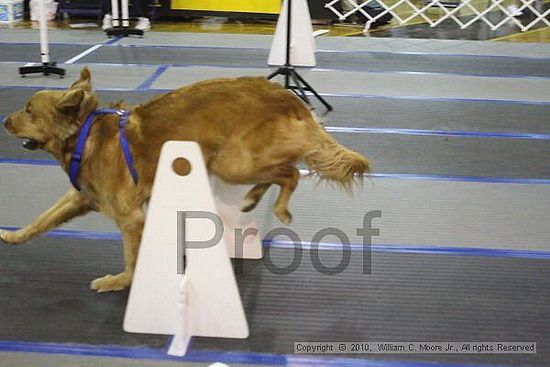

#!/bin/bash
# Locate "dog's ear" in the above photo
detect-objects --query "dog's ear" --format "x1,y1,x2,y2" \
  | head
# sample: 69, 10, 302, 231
69, 67, 92, 92
109, 99, 125, 109
56, 89, 85, 111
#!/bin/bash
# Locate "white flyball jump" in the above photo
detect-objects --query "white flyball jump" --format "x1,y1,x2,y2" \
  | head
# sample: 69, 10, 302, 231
268, 0, 317, 67
124, 141, 263, 356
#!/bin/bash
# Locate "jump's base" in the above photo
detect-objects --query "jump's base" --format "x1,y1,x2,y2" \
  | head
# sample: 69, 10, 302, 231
19, 62, 65, 77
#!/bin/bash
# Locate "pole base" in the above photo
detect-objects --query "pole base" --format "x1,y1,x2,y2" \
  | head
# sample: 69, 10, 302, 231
105, 27, 144, 38
19, 62, 65, 78
268, 65, 333, 113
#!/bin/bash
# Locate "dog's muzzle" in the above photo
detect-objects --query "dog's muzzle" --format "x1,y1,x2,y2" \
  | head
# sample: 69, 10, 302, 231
2, 116, 11, 131
22, 138, 39, 151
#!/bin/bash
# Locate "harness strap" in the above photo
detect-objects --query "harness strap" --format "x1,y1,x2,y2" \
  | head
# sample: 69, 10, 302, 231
117, 110, 139, 185
69, 108, 138, 191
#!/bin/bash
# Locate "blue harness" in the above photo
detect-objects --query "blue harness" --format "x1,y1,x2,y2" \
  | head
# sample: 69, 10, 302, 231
69, 108, 138, 191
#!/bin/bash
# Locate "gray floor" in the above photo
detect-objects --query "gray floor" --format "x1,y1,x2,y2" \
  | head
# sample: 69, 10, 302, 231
1, 61, 549, 103
2, 166, 549, 250
0, 44, 90, 63
69, 45, 550, 78
0, 28, 549, 367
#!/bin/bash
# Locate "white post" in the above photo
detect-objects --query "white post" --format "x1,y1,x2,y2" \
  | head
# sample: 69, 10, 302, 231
38, 0, 49, 64
111, 0, 120, 27
121, 0, 129, 27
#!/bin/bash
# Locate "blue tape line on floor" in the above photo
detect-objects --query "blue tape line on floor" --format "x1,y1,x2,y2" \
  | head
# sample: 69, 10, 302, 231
2, 225, 549, 260
136, 64, 169, 91
265, 240, 550, 260
317, 92, 550, 105
368, 173, 550, 185
0, 340, 512, 367
325, 126, 550, 140
104, 37, 122, 45
0, 226, 121, 241
314, 68, 550, 80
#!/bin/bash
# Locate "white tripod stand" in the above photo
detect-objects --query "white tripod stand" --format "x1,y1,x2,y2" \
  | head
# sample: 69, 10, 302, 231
19, 0, 65, 77
104, 0, 144, 37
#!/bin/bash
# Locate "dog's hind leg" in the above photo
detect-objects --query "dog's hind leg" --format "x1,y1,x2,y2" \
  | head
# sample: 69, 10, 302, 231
241, 183, 272, 212
90, 206, 144, 292
209, 138, 301, 224
230, 166, 299, 224
271, 166, 300, 224
0, 189, 93, 245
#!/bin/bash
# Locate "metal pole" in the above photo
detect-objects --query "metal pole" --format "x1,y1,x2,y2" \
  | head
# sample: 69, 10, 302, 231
285, 0, 292, 66
121, 0, 129, 27
38, 0, 49, 64
19, 0, 64, 76
111, 0, 120, 27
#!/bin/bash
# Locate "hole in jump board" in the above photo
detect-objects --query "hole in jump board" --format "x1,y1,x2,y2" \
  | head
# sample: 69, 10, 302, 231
172, 158, 192, 176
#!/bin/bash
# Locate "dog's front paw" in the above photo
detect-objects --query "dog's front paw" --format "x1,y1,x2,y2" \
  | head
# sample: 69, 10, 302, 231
90, 272, 131, 292
0, 230, 26, 245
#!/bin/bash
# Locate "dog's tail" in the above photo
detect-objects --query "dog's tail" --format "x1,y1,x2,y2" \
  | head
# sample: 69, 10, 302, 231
303, 125, 371, 190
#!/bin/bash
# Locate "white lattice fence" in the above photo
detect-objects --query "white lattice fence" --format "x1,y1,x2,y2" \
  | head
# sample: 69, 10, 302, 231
325, 0, 550, 31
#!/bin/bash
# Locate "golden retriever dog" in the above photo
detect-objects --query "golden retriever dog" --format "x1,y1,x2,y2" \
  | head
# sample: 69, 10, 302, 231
1, 67, 369, 292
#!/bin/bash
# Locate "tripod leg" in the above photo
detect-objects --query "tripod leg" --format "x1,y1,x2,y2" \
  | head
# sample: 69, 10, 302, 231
267, 67, 292, 88
267, 68, 280, 80
289, 70, 311, 105
293, 71, 333, 111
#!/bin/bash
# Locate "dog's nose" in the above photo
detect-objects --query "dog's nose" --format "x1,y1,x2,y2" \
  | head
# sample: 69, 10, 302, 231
3, 116, 12, 130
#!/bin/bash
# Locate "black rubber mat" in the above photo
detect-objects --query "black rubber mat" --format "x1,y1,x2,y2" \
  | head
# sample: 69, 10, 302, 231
0, 236, 549, 366
0, 236, 168, 347
0, 44, 91, 63
78, 45, 550, 78
2, 88, 550, 134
